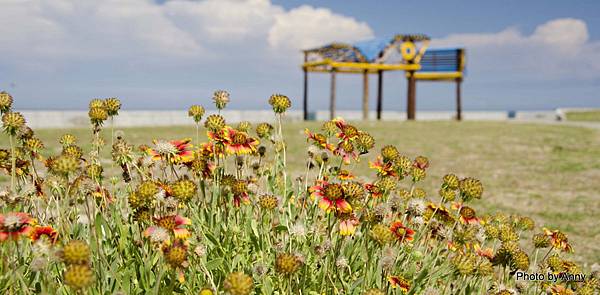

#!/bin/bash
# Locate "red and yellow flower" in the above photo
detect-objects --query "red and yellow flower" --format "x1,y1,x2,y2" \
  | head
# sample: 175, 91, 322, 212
389, 221, 415, 243
30, 225, 58, 244
147, 138, 194, 163
211, 126, 259, 155
304, 129, 334, 151
199, 142, 226, 158
543, 228, 573, 252
0, 212, 35, 241
333, 141, 358, 164
310, 181, 352, 213
474, 244, 494, 260
364, 182, 383, 199
388, 275, 411, 293
338, 214, 359, 236
145, 215, 192, 240
369, 156, 397, 177
332, 118, 359, 142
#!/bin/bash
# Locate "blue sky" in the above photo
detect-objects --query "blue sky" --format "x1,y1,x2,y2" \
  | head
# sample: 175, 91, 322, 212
1, 0, 599, 111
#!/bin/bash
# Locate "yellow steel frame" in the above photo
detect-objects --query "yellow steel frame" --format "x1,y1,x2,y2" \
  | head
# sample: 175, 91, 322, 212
302, 59, 421, 73
412, 72, 463, 81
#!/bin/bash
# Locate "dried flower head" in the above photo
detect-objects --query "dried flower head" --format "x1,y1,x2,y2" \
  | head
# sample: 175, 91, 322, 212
204, 114, 226, 132
223, 272, 253, 295
213, 90, 230, 110
187, 105, 205, 123
103, 97, 121, 116
255, 122, 273, 139
64, 264, 94, 290
2, 112, 26, 135
275, 252, 301, 275
268, 93, 291, 113
0, 91, 13, 113
62, 240, 90, 265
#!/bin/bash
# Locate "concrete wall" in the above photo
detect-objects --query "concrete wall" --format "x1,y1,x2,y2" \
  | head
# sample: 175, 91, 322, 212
18, 110, 559, 129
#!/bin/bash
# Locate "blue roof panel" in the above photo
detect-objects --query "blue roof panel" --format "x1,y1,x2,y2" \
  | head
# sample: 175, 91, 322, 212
352, 38, 392, 62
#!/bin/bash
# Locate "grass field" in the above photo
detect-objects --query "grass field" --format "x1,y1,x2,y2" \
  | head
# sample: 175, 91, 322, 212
2, 120, 599, 264
566, 110, 600, 122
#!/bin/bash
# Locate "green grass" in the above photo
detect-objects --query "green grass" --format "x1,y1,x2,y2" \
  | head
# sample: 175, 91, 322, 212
3, 120, 599, 263
566, 110, 600, 122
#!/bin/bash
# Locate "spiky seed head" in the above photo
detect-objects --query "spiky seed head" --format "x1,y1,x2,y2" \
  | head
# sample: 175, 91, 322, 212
460, 206, 476, 219
376, 176, 397, 192
268, 93, 291, 114
204, 114, 225, 132
512, 250, 529, 271
498, 225, 519, 242
484, 224, 499, 239
476, 259, 494, 277
223, 272, 253, 295
257, 145, 267, 157
132, 208, 152, 223
255, 123, 273, 139
459, 177, 483, 201
0, 91, 13, 113
412, 187, 426, 198
187, 105, 205, 123
393, 155, 412, 173
258, 194, 278, 210
356, 131, 375, 153
517, 216, 535, 231
62, 240, 90, 265
64, 264, 94, 290
275, 253, 301, 275
439, 188, 456, 202
363, 289, 385, 295
88, 98, 104, 109
547, 254, 563, 272
25, 137, 44, 152
2, 112, 25, 135
171, 179, 197, 203
103, 97, 121, 116
88, 107, 108, 125
452, 254, 476, 275
212, 90, 230, 110
60, 134, 77, 146
370, 223, 394, 245
85, 164, 103, 179
381, 145, 399, 161
412, 167, 426, 182
231, 180, 247, 196
63, 145, 83, 159
137, 181, 159, 199
51, 155, 79, 174
321, 120, 337, 136
533, 233, 550, 248
236, 121, 251, 133
443, 174, 459, 190
342, 182, 365, 199
128, 191, 145, 210
163, 244, 187, 268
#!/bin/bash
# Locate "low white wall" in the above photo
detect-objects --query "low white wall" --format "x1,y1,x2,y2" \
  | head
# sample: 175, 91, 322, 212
17, 110, 559, 129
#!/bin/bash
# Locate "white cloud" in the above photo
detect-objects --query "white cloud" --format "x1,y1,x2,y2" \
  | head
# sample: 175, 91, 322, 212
268, 5, 374, 51
431, 18, 600, 79
0, 0, 373, 69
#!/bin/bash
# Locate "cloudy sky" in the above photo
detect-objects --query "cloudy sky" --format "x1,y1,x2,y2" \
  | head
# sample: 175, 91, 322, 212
1, 0, 599, 111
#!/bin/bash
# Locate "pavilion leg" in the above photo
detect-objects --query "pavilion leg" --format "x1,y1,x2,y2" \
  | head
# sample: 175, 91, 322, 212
330, 69, 336, 120
376, 70, 383, 120
303, 68, 308, 121
407, 71, 416, 120
456, 78, 462, 121
362, 70, 369, 120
